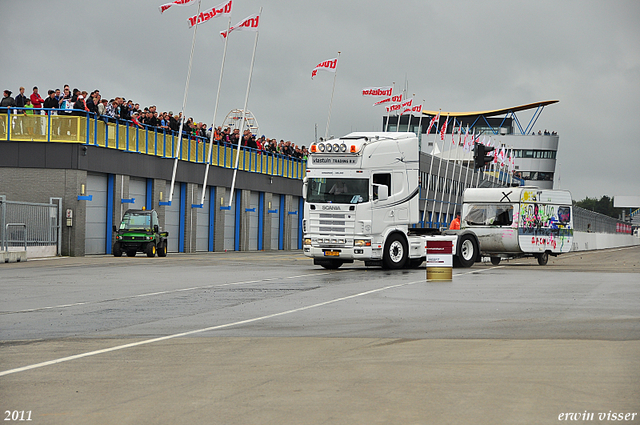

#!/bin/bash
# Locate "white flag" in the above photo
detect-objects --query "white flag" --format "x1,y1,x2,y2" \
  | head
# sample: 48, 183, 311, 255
373, 94, 402, 107
220, 13, 260, 39
311, 58, 338, 79
362, 86, 392, 97
187, 0, 232, 28
159, 0, 197, 14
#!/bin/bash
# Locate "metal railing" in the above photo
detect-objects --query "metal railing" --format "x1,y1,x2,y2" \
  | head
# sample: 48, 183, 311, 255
0, 197, 60, 252
573, 206, 630, 234
0, 107, 306, 180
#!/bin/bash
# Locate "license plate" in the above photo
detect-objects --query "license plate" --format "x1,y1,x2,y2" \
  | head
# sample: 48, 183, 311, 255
324, 251, 340, 257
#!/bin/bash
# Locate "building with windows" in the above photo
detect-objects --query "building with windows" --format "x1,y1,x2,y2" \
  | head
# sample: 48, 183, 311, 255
384, 100, 560, 189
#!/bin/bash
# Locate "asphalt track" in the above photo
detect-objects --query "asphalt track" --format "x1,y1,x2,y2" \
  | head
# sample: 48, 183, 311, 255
1, 247, 639, 424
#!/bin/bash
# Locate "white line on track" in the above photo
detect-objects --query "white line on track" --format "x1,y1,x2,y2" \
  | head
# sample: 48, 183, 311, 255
1, 271, 338, 315
0, 267, 497, 377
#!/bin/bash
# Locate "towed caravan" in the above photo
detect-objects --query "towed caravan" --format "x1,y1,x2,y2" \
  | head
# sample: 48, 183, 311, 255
461, 187, 573, 265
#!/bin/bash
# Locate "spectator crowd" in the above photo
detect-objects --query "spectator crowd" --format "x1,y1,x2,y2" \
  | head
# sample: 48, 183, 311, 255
2, 85, 309, 160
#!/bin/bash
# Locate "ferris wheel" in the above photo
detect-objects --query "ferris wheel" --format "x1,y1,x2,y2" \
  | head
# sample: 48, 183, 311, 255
221, 109, 260, 136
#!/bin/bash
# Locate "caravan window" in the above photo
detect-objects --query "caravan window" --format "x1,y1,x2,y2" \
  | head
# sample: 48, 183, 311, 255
464, 204, 513, 226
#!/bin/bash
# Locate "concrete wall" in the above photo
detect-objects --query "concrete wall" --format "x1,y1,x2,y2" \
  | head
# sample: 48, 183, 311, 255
572, 231, 640, 252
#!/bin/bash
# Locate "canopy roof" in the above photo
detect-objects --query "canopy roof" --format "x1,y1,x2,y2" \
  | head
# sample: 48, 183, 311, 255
421, 100, 559, 118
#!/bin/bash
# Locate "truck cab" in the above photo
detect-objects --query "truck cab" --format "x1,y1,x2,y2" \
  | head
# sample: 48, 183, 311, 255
302, 132, 426, 269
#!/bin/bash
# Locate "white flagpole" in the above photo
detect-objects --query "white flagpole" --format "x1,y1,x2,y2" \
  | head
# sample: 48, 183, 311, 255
452, 124, 465, 216
438, 117, 454, 228
423, 112, 440, 226
417, 99, 425, 152
444, 119, 459, 221
200, 16, 232, 206
228, 8, 261, 208
428, 113, 444, 227
324, 51, 341, 141
169, 0, 201, 203
462, 125, 472, 197
384, 82, 395, 132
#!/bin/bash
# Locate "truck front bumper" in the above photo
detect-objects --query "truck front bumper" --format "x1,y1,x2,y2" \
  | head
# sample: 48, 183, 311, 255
303, 245, 382, 261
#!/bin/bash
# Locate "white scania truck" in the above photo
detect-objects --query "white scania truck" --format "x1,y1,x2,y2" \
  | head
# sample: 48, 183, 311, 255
302, 132, 574, 269
302, 132, 480, 269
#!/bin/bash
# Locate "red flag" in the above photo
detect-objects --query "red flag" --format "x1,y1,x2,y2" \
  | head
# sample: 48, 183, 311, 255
440, 116, 448, 141
311, 57, 338, 79
159, 0, 197, 14
220, 13, 260, 38
187, 0, 232, 28
426, 113, 439, 135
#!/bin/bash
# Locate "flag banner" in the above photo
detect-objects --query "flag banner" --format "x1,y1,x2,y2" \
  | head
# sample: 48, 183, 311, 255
159, 0, 197, 14
188, 0, 232, 28
440, 116, 448, 141
426, 113, 439, 134
404, 103, 422, 115
386, 98, 412, 113
311, 57, 338, 79
220, 12, 260, 38
373, 94, 402, 106
362, 86, 392, 97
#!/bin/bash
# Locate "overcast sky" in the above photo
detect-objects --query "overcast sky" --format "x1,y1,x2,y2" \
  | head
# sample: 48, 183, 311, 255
1, 0, 638, 200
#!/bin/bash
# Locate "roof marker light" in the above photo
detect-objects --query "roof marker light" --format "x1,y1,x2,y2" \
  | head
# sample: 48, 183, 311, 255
350, 145, 356, 153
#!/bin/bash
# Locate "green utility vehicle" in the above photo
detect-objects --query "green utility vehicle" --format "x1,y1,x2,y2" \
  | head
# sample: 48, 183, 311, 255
112, 209, 168, 257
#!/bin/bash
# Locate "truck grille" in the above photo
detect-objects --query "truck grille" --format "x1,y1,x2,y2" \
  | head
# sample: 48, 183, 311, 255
308, 211, 355, 236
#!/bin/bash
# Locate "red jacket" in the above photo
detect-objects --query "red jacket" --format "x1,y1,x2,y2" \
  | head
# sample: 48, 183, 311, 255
30, 92, 45, 108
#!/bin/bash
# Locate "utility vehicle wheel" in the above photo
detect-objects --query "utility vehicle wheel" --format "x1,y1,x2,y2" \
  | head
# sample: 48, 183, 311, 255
113, 242, 123, 257
383, 234, 408, 269
455, 234, 476, 268
126, 250, 136, 257
146, 242, 156, 258
157, 240, 167, 257
537, 251, 549, 266
490, 256, 501, 266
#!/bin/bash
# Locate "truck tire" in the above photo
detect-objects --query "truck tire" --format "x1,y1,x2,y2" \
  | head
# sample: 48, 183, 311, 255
113, 242, 123, 257
316, 259, 343, 269
406, 258, 424, 269
490, 256, 501, 266
157, 240, 167, 257
455, 234, 476, 268
383, 234, 408, 269
537, 251, 549, 266
146, 242, 156, 258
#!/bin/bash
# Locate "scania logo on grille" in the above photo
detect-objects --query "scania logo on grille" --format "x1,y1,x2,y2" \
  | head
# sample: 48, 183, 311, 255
322, 205, 342, 210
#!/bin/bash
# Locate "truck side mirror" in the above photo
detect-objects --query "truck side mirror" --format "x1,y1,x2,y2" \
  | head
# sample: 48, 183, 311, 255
373, 184, 388, 201
113, 225, 117, 232
302, 180, 307, 200
154, 225, 159, 233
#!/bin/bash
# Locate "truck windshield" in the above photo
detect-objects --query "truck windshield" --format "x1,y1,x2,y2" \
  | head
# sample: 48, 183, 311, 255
464, 204, 513, 226
307, 178, 369, 204
120, 213, 152, 230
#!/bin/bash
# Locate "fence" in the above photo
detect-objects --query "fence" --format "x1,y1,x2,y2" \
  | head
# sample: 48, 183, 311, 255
0, 196, 61, 255
573, 206, 631, 234
0, 108, 306, 180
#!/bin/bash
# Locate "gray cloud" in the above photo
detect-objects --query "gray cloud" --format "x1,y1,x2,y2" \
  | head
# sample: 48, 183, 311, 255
1, 0, 638, 200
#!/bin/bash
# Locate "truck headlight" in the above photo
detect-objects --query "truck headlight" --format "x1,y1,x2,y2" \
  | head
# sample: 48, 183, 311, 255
354, 239, 371, 247
303, 238, 312, 246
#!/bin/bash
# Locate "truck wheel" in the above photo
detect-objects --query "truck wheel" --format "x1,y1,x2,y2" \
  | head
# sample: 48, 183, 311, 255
126, 250, 136, 257
157, 240, 167, 257
455, 234, 476, 268
113, 242, 122, 257
316, 259, 343, 269
490, 256, 501, 266
406, 258, 424, 269
146, 242, 156, 258
537, 251, 549, 266
383, 234, 408, 269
